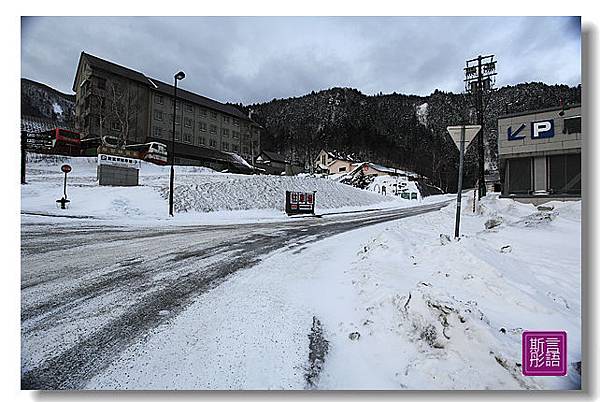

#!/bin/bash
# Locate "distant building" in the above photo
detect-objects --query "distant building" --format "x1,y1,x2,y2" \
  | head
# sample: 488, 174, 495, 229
314, 149, 359, 174
255, 150, 288, 175
255, 150, 304, 175
349, 162, 421, 180
72, 52, 262, 172
497, 104, 581, 202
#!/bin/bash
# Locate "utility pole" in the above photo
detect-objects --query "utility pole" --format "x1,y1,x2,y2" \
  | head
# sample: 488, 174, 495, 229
464, 54, 497, 199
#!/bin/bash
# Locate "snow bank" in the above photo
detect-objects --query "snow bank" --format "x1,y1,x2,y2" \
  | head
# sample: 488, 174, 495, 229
366, 175, 422, 200
22, 153, 423, 224
165, 174, 404, 213
87, 194, 580, 390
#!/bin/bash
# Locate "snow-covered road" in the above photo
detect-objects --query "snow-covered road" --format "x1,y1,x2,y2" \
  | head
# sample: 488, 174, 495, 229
21, 201, 450, 390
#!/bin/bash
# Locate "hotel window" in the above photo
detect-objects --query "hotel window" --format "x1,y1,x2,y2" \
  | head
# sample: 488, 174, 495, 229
233, 118, 240, 126
209, 138, 217, 148
184, 133, 192, 143
186, 103, 193, 112
199, 108, 207, 117
154, 110, 163, 121
154, 94, 164, 104
174, 129, 181, 140
222, 128, 229, 137
211, 111, 218, 119
222, 142, 229, 151
232, 144, 239, 152
209, 124, 217, 134
97, 77, 106, 90
563, 116, 581, 134
184, 117, 192, 127
170, 114, 181, 125
199, 122, 207, 132
232, 131, 240, 139
171, 99, 180, 110
153, 127, 162, 138
223, 116, 230, 124
199, 137, 206, 145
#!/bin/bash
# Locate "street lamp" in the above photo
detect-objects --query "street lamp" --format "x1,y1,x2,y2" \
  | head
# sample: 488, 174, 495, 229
169, 70, 185, 217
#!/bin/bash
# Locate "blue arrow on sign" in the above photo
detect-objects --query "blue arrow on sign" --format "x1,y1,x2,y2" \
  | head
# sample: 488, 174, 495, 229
507, 123, 526, 141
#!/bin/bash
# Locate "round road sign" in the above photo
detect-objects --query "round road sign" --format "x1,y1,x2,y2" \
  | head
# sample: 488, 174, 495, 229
61, 164, 72, 174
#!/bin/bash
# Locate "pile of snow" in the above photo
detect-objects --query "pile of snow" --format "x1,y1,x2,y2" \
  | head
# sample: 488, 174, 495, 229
366, 175, 422, 201
165, 174, 403, 213
21, 153, 426, 224
88, 193, 581, 390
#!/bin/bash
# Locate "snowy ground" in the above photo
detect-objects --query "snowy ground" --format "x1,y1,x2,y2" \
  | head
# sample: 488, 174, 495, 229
21, 153, 436, 225
80, 195, 579, 390
21, 154, 580, 390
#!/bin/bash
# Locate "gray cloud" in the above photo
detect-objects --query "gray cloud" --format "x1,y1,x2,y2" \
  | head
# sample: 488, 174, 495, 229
21, 16, 581, 104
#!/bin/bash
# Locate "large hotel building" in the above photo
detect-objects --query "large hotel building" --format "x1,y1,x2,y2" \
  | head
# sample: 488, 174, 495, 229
72, 52, 261, 171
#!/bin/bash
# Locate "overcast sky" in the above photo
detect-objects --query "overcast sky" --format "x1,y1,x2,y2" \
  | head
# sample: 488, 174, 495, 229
21, 16, 580, 105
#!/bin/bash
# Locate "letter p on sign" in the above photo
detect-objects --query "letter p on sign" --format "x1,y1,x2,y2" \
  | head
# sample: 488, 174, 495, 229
531, 120, 555, 139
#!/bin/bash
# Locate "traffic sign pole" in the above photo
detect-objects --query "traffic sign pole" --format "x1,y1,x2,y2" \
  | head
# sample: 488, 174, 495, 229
63, 172, 68, 199
57, 164, 72, 209
454, 126, 465, 238
446, 125, 481, 239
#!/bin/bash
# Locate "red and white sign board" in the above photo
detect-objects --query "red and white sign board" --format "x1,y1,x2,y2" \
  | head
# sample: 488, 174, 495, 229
286, 191, 315, 215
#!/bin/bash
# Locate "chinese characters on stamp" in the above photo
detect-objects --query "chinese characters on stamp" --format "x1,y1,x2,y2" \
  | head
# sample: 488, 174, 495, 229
522, 331, 567, 376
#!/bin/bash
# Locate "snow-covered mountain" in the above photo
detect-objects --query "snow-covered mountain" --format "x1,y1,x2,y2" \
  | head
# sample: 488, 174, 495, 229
245, 83, 581, 191
21, 78, 75, 124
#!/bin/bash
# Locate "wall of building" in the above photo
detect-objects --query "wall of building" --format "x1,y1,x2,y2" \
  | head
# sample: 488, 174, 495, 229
74, 54, 261, 167
498, 106, 581, 159
75, 61, 150, 143
497, 106, 581, 197
361, 165, 389, 177
147, 92, 259, 163
328, 159, 354, 174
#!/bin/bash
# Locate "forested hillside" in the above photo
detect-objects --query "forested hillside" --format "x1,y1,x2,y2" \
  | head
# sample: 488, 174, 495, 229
242, 83, 580, 191
21, 78, 75, 123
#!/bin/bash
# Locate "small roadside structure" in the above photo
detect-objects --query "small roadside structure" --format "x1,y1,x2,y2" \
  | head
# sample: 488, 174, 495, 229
255, 150, 303, 175
97, 154, 141, 186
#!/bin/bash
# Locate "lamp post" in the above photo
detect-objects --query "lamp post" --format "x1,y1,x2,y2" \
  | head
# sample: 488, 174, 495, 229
169, 70, 185, 217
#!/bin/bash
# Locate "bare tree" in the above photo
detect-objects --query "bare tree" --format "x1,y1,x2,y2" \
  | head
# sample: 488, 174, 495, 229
108, 82, 138, 147
89, 92, 109, 139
